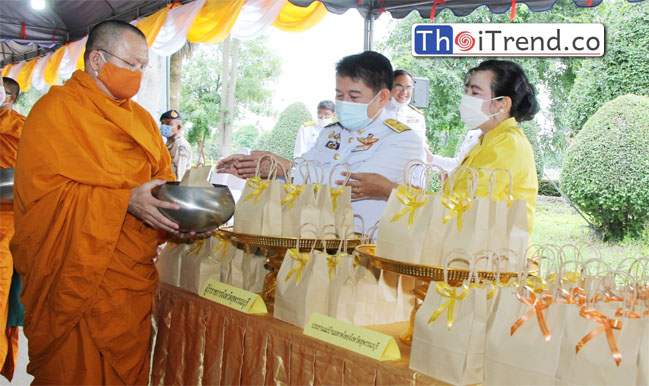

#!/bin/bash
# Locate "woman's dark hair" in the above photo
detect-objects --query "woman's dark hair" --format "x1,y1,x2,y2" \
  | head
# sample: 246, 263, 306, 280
465, 60, 540, 122
336, 51, 393, 94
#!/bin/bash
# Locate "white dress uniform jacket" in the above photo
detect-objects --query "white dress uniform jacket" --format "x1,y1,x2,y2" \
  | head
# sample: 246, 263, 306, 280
430, 129, 482, 173
293, 121, 324, 158
166, 133, 193, 181
296, 109, 426, 230
385, 99, 426, 142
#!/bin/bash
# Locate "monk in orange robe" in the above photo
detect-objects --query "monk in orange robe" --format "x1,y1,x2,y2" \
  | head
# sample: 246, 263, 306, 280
0, 76, 25, 382
10, 21, 184, 384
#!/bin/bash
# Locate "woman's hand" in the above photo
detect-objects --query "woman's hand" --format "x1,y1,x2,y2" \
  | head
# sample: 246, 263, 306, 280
336, 172, 397, 200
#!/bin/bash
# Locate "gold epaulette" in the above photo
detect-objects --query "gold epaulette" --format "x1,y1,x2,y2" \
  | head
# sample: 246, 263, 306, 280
383, 119, 412, 133
409, 104, 424, 115
325, 121, 340, 128
303, 121, 315, 126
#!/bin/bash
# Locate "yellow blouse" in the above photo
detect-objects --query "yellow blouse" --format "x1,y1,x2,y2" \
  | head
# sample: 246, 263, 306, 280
446, 117, 539, 232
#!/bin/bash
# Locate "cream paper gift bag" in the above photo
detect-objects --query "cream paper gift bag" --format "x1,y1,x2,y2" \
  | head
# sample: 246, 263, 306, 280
156, 241, 187, 286
555, 305, 644, 385
234, 155, 282, 235
328, 163, 354, 238
281, 158, 315, 237
274, 225, 330, 328
224, 246, 255, 289
483, 168, 529, 271
420, 167, 480, 268
242, 249, 271, 293
410, 251, 489, 385
178, 238, 209, 292
376, 160, 436, 264
484, 281, 570, 386
637, 314, 648, 386
326, 228, 355, 319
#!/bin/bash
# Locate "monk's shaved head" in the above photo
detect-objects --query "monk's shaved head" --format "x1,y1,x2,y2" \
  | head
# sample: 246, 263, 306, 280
3, 77, 20, 102
84, 20, 147, 62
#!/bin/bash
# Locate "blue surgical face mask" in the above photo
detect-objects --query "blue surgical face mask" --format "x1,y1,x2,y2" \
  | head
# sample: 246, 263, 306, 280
160, 124, 173, 137
335, 92, 381, 131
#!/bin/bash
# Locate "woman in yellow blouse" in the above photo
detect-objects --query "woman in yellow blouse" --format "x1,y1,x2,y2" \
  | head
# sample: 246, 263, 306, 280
448, 60, 540, 232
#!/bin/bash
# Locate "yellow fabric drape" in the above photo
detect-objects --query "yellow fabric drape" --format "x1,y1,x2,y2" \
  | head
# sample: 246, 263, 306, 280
76, 50, 85, 71
1, 64, 13, 78
44, 45, 67, 85
137, 5, 172, 47
16, 59, 38, 92
272, 1, 328, 32
187, 0, 246, 43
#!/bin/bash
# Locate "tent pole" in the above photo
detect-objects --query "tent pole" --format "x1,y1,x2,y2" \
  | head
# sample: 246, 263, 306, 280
363, 14, 374, 51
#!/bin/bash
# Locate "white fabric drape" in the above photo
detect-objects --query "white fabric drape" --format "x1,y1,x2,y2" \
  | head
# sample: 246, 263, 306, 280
58, 37, 87, 80
230, 0, 287, 41
150, 0, 206, 56
30, 53, 51, 91
7, 61, 25, 80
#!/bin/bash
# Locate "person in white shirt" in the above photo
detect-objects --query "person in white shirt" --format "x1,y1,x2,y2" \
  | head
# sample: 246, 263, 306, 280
216, 51, 426, 229
430, 128, 482, 173
293, 100, 335, 158
384, 69, 433, 161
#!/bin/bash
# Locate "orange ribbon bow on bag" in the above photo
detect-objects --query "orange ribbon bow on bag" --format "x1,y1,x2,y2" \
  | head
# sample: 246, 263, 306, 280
576, 306, 623, 366
511, 286, 553, 342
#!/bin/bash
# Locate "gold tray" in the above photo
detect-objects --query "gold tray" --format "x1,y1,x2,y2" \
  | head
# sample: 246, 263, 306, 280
217, 226, 364, 252
355, 244, 518, 285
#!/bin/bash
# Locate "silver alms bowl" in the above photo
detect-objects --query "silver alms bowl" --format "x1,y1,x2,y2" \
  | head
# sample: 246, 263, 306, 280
153, 182, 235, 233
0, 167, 14, 205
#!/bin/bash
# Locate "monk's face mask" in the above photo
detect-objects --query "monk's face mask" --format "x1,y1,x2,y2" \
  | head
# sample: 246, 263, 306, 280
96, 52, 143, 99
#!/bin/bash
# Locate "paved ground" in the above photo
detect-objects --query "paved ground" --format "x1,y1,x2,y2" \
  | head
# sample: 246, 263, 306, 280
0, 328, 33, 385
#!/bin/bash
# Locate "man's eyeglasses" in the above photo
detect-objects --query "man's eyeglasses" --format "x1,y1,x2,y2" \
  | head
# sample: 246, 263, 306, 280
393, 84, 413, 92
98, 49, 150, 72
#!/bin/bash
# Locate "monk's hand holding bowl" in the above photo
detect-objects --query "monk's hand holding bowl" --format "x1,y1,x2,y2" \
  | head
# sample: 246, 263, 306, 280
128, 179, 181, 233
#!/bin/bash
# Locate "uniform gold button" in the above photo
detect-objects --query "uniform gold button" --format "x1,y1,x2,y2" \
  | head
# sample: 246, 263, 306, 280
333, 154, 340, 160
348, 138, 354, 143
358, 129, 364, 134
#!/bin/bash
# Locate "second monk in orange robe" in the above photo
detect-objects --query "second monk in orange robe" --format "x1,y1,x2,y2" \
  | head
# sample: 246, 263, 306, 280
0, 76, 25, 382
10, 21, 184, 384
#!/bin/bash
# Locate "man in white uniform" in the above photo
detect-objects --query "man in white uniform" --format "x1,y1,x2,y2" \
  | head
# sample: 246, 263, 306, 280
384, 69, 432, 161
217, 51, 426, 229
160, 109, 192, 181
430, 129, 482, 173
293, 100, 335, 158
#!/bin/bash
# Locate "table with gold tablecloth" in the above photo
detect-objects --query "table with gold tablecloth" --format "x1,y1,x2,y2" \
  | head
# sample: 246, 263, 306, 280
152, 283, 446, 385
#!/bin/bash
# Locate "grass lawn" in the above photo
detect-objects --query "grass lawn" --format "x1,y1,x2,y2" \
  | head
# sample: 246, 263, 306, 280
532, 196, 649, 270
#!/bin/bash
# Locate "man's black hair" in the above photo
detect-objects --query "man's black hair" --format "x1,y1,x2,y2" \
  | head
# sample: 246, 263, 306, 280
393, 69, 413, 81
317, 100, 335, 112
335, 51, 393, 94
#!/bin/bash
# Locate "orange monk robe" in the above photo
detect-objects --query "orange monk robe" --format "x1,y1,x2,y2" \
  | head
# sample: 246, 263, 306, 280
0, 108, 25, 381
10, 70, 174, 385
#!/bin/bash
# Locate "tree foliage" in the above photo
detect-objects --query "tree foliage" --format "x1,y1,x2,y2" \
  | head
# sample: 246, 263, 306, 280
231, 124, 260, 152
256, 102, 312, 160
560, 1, 649, 137
560, 95, 649, 240
179, 36, 281, 159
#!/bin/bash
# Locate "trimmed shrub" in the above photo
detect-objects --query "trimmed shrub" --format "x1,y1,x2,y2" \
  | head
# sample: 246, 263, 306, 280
256, 102, 311, 160
520, 120, 544, 183
538, 179, 561, 197
560, 95, 649, 240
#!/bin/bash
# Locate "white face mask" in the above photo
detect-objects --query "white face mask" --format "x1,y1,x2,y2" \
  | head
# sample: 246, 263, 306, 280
459, 95, 504, 129
390, 96, 410, 110
317, 117, 333, 128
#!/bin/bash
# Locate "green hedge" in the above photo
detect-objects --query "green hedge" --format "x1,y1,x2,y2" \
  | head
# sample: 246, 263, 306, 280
560, 95, 649, 240
520, 120, 544, 183
256, 102, 311, 160
560, 2, 649, 136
